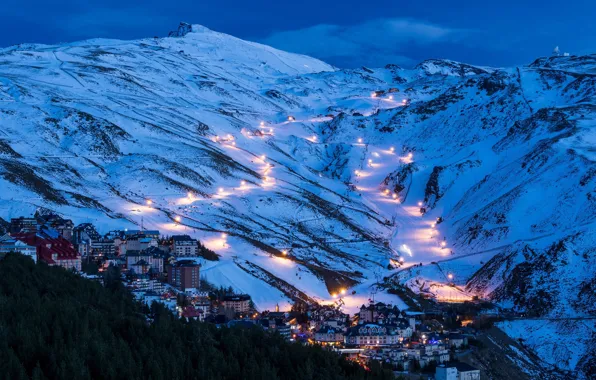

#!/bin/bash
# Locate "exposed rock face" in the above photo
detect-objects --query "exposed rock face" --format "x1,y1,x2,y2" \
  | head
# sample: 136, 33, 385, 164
382, 163, 418, 199
168, 22, 194, 37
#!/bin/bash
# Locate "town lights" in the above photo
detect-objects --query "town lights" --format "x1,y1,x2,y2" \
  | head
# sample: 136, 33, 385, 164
431, 223, 436, 228
282, 250, 287, 255
332, 293, 337, 298
388, 95, 393, 100
441, 241, 447, 248
260, 155, 266, 161
448, 273, 453, 280
402, 99, 407, 104
383, 189, 390, 195
312, 135, 317, 141
260, 121, 265, 126
174, 216, 181, 223
399, 257, 404, 263
418, 201, 423, 207
389, 147, 395, 152
392, 193, 398, 199
371, 92, 376, 98
357, 138, 363, 144
354, 170, 360, 176
146, 199, 153, 205
340, 288, 346, 295
221, 233, 228, 239
368, 159, 373, 165
218, 187, 224, 193
187, 192, 193, 198
240, 180, 246, 186
408, 152, 413, 159
288, 116, 295, 121
269, 128, 273, 133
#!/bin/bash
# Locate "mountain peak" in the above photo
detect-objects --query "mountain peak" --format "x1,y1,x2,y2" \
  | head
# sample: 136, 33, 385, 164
415, 58, 491, 77
168, 22, 212, 37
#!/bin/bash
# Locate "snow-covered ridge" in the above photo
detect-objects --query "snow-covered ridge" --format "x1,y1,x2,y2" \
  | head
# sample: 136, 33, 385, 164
0, 24, 594, 378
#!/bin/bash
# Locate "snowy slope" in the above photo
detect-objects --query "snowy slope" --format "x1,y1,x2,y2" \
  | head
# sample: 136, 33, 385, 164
0, 23, 594, 376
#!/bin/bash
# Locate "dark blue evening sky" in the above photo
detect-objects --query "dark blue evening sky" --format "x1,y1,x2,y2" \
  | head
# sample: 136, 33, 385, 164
2, 0, 594, 68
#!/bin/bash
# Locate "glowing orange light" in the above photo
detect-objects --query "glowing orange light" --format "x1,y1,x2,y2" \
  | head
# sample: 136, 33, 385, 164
174, 216, 181, 222
146, 200, 153, 205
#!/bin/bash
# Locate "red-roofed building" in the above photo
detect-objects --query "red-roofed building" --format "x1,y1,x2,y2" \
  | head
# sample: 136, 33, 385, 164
12, 230, 81, 271
180, 306, 204, 321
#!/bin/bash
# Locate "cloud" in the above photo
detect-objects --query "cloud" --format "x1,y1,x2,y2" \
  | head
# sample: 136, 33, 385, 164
259, 18, 472, 68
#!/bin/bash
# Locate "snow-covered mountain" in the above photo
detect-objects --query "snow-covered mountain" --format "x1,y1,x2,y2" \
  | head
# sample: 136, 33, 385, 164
0, 22, 594, 377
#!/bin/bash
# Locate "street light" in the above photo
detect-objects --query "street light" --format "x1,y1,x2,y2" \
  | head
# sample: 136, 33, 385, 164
146, 199, 153, 205
174, 216, 181, 223
358, 138, 363, 144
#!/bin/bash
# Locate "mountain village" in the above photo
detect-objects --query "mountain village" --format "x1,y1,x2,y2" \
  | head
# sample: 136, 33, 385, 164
10, 212, 558, 379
